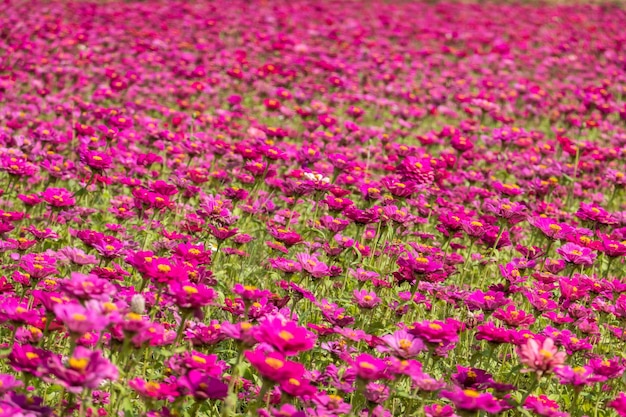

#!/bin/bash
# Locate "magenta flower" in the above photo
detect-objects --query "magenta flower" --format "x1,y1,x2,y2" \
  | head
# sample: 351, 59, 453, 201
279, 375, 317, 398
465, 290, 510, 312
397, 252, 443, 275
244, 350, 305, 383
59, 272, 117, 301
179, 370, 227, 400
19, 253, 58, 280
41, 187, 76, 208
129, 378, 179, 401
79, 149, 112, 171
524, 395, 569, 417
440, 387, 504, 414
56, 247, 98, 266
168, 282, 216, 311
351, 353, 387, 380
528, 217, 574, 240
296, 253, 331, 278
424, 404, 456, 417
0, 373, 23, 394
253, 317, 316, 356
44, 347, 118, 393
610, 393, 626, 417
556, 242, 597, 266
8, 344, 48, 377
493, 305, 536, 328
232, 284, 272, 301
554, 365, 606, 388
408, 320, 459, 347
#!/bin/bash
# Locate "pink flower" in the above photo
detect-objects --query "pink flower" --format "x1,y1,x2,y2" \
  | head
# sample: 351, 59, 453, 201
79, 149, 112, 171
524, 395, 569, 417
53, 303, 109, 336
378, 330, 424, 359
296, 253, 331, 279
244, 350, 305, 383
254, 317, 317, 356
168, 282, 216, 311
440, 387, 504, 414
44, 347, 118, 394
41, 187, 76, 207
351, 353, 386, 380
556, 242, 597, 266
352, 290, 381, 309
610, 393, 626, 417
517, 338, 566, 377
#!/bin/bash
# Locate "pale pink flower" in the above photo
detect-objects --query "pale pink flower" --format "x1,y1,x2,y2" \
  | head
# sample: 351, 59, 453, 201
518, 338, 566, 377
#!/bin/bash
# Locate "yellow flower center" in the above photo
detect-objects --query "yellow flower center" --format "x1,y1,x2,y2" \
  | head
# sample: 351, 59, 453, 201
265, 358, 284, 369
72, 313, 87, 321
192, 355, 206, 364
464, 389, 480, 398
398, 339, 412, 350
279, 330, 294, 341
183, 285, 198, 294
69, 357, 89, 371
539, 349, 553, 359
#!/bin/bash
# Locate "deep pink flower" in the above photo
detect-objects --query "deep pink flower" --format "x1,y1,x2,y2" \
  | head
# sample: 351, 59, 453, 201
554, 365, 606, 388
528, 217, 574, 240
440, 387, 504, 414
610, 393, 626, 417
179, 370, 227, 400
253, 317, 317, 355
79, 149, 112, 171
351, 353, 386, 380
41, 187, 76, 207
168, 282, 216, 311
556, 242, 596, 266
524, 395, 569, 417
244, 350, 305, 383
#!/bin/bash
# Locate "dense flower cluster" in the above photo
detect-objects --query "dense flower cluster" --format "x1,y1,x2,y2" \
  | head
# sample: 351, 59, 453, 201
0, 0, 625, 416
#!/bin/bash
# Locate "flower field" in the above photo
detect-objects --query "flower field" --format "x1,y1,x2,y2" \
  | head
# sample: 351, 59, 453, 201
1, 0, 626, 416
